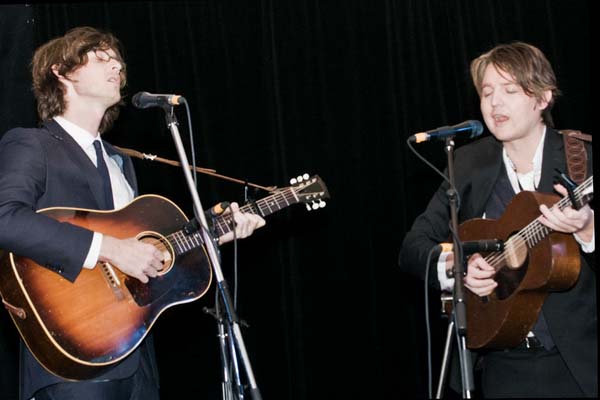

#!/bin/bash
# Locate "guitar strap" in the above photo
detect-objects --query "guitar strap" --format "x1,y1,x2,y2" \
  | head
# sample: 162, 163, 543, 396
559, 129, 592, 185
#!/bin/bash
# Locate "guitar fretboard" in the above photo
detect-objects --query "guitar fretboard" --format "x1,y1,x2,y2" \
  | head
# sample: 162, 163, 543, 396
484, 175, 593, 271
515, 176, 593, 249
161, 186, 302, 254
213, 187, 300, 237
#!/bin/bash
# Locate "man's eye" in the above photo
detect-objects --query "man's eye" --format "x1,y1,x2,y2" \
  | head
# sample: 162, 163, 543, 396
94, 50, 110, 62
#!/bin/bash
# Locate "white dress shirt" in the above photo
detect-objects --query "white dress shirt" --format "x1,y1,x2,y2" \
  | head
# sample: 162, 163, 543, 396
54, 116, 134, 268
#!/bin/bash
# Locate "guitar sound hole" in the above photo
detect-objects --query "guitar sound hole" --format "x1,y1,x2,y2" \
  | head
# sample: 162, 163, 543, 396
494, 255, 529, 300
137, 232, 175, 276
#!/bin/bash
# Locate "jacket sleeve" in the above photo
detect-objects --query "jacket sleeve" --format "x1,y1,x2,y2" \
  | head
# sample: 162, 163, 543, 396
398, 175, 453, 289
0, 128, 93, 282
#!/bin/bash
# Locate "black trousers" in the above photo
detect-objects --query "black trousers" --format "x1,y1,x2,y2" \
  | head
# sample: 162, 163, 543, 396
480, 346, 584, 398
32, 355, 159, 400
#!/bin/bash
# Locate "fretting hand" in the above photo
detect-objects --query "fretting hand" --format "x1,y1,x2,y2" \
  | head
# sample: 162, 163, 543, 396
217, 202, 266, 245
538, 183, 594, 243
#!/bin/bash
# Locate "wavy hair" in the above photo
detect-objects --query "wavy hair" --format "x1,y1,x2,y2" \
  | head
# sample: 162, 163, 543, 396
31, 26, 127, 134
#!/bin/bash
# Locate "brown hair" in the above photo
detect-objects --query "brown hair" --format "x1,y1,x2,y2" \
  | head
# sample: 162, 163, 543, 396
470, 42, 560, 127
31, 26, 127, 134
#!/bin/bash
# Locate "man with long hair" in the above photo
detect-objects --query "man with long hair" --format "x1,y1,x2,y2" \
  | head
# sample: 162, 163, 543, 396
0, 26, 265, 400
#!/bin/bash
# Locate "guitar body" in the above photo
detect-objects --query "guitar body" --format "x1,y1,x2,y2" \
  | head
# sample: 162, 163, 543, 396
459, 190, 581, 349
0, 195, 212, 379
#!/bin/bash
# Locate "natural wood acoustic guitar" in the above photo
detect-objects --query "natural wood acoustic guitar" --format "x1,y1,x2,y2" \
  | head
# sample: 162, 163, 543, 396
445, 175, 593, 349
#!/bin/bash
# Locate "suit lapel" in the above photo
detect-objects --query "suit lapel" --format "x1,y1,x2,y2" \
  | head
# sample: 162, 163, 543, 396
43, 120, 109, 209
466, 138, 504, 219
538, 128, 566, 194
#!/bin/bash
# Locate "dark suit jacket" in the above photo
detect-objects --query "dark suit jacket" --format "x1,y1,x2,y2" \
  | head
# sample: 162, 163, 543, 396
398, 128, 596, 396
0, 120, 158, 400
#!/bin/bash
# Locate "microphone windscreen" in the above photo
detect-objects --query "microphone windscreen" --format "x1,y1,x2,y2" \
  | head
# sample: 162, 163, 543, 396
131, 92, 147, 109
469, 120, 484, 137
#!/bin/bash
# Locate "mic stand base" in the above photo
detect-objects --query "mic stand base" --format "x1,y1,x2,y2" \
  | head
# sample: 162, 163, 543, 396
204, 306, 244, 400
435, 317, 454, 399
435, 313, 474, 399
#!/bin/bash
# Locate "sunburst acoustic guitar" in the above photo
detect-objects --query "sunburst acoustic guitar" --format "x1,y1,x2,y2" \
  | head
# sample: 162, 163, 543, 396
0, 174, 329, 380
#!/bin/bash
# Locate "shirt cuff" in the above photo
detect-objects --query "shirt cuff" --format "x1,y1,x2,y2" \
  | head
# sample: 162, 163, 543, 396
82, 232, 103, 269
574, 227, 595, 253
437, 251, 455, 291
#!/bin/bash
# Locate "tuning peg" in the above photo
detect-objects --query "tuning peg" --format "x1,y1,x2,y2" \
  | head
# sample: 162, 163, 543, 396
297, 175, 304, 182
303, 173, 309, 180
311, 202, 319, 210
305, 204, 312, 211
319, 200, 326, 208
290, 178, 297, 185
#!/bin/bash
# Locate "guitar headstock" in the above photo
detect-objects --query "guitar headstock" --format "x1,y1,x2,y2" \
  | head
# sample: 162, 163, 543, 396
288, 173, 330, 211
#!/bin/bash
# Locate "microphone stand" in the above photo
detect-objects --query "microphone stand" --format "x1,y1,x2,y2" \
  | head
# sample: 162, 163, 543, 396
435, 138, 474, 398
162, 106, 262, 400
204, 301, 244, 400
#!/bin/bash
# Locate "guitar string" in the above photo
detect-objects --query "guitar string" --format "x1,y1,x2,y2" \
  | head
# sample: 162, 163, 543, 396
213, 187, 295, 235
485, 196, 577, 270
484, 178, 593, 270
213, 185, 301, 236
514, 177, 593, 251
481, 177, 593, 271
106, 183, 315, 260
489, 177, 592, 262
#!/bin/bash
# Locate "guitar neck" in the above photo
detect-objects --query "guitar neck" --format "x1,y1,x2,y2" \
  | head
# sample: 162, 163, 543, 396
515, 176, 593, 249
212, 187, 299, 237
160, 174, 328, 252
161, 188, 298, 256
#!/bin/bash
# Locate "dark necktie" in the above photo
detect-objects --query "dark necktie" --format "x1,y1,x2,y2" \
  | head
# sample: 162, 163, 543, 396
93, 140, 115, 209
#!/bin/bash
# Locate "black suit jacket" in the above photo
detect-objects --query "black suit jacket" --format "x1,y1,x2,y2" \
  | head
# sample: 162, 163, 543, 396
398, 128, 596, 396
0, 120, 158, 400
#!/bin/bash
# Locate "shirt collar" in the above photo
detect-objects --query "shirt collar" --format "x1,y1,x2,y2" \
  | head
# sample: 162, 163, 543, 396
502, 126, 546, 191
54, 116, 101, 150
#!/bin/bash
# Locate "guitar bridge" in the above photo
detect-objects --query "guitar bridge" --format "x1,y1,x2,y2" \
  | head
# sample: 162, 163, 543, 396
100, 262, 125, 301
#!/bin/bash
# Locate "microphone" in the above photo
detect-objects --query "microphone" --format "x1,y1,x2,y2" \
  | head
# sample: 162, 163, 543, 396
441, 239, 504, 279
461, 239, 504, 254
131, 91, 186, 109
410, 120, 484, 143
439, 239, 504, 255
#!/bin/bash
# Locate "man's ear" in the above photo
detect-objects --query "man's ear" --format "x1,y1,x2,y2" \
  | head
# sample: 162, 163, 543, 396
51, 64, 65, 81
536, 89, 552, 111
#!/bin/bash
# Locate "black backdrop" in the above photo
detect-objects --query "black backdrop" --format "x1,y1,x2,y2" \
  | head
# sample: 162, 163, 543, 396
0, 2, 595, 399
